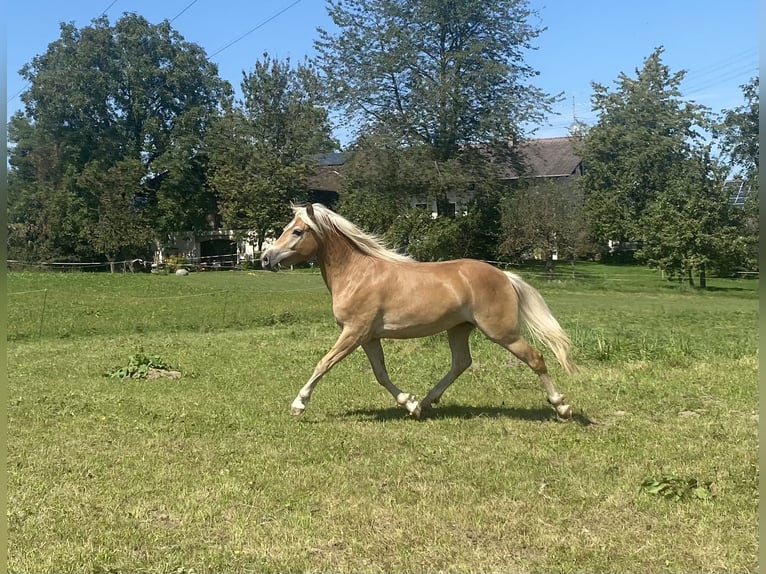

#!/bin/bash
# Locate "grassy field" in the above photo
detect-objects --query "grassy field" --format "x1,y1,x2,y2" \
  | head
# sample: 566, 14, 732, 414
7, 263, 758, 573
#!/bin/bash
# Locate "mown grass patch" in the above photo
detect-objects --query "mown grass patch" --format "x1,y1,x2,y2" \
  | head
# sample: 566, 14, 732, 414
8, 266, 758, 572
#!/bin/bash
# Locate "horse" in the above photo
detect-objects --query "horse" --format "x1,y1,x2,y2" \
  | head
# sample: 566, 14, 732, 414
261, 203, 576, 420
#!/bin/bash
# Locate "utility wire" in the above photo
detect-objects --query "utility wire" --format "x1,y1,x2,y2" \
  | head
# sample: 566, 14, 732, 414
7, 0, 300, 105
681, 48, 757, 81
209, 0, 304, 58
7, 0, 121, 105
170, 0, 201, 23
100, 0, 119, 16
684, 63, 757, 97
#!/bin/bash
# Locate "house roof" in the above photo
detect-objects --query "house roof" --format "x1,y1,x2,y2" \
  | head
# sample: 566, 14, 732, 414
314, 152, 351, 166
307, 164, 343, 192
307, 137, 583, 192
496, 137, 583, 179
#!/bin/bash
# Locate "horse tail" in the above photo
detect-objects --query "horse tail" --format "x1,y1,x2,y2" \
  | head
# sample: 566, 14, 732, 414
505, 271, 577, 375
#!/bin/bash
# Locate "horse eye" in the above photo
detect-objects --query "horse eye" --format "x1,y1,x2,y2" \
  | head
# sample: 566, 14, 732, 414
293, 228, 304, 237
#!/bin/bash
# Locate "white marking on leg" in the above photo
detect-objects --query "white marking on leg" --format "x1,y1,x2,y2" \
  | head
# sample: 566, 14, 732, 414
555, 403, 573, 419
291, 395, 308, 415
397, 393, 421, 415
289, 329, 360, 415
364, 340, 420, 415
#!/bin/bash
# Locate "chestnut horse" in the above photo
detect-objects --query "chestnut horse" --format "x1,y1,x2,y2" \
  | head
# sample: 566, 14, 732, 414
261, 203, 576, 419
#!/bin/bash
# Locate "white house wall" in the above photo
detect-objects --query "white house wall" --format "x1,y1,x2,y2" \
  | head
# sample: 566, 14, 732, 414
154, 229, 269, 265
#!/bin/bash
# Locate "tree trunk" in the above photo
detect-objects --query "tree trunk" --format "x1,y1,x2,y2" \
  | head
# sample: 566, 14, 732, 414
687, 267, 695, 287
699, 264, 707, 289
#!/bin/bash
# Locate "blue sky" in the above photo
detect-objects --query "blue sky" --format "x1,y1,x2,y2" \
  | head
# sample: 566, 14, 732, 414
6, 0, 758, 146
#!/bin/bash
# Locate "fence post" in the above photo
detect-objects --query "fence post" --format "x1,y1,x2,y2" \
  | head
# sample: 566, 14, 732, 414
39, 289, 48, 338
221, 290, 229, 327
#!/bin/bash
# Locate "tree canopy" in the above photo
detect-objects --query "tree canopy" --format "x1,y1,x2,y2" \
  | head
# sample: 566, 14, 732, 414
578, 47, 752, 284
8, 13, 230, 262
315, 0, 556, 157
717, 76, 759, 187
207, 54, 338, 250
579, 47, 711, 246
7, 11, 757, 279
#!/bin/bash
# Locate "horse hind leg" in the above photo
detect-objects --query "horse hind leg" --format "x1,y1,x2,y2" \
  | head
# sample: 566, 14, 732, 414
418, 323, 475, 416
502, 336, 573, 420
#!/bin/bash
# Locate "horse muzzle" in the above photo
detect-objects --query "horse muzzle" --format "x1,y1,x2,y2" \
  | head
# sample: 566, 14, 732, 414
261, 248, 296, 272
261, 249, 280, 272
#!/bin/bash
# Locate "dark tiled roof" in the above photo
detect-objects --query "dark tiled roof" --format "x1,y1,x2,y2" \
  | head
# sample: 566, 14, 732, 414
308, 138, 583, 192
307, 165, 343, 191
497, 137, 583, 179
314, 152, 351, 166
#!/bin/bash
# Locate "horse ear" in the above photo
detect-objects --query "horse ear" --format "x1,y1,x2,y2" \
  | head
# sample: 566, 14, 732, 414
305, 203, 315, 220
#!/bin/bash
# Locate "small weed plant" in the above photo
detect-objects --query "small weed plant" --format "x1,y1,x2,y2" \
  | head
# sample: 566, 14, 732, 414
107, 352, 174, 379
641, 476, 716, 502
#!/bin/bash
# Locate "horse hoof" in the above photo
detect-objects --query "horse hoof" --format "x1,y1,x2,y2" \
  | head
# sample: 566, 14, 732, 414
408, 402, 423, 419
291, 406, 305, 416
555, 404, 573, 420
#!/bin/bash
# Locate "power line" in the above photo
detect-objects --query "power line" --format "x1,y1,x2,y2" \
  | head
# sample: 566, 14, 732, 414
683, 62, 757, 97
209, 0, 304, 58
170, 0, 201, 23
7, 86, 26, 105
8, 0, 121, 105
100, 0, 119, 16
681, 48, 757, 82
8, 0, 303, 106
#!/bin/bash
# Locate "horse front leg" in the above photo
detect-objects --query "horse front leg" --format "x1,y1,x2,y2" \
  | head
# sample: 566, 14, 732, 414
291, 328, 361, 415
362, 339, 421, 416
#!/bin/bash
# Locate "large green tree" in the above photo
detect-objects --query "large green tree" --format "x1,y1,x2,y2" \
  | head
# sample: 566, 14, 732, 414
207, 54, 338, 252
317, 0, 553, 259
77, 159, 156, 270
717, 77, 759, 187
637, 153, 743, 286
580, 47, 748, 285
717, 77, 759, 271
499, 178, 591, 276
8, 13, 229, 262
316, 0, 554, 156
579, 47, 711, 248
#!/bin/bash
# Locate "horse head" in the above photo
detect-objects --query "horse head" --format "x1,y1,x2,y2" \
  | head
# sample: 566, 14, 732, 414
261, 204, 320, 271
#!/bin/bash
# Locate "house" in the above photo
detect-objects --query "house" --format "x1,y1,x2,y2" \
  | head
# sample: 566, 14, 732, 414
495, 137, 584, 182
307, 137, 584, 217
307, 152, 350, 209
152, 137, 583, 267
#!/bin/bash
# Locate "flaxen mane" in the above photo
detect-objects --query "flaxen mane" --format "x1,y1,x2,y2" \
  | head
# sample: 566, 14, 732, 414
292, 203, 413, 263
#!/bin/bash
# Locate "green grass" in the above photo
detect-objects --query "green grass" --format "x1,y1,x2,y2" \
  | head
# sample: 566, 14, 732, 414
8, 264, 758, 573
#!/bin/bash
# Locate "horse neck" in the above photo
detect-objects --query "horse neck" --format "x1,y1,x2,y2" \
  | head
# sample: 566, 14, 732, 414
316, 232, 368, 294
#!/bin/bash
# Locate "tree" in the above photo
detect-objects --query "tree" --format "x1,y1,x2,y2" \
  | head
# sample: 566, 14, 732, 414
207, 54, 338, 252
316, 0, 557, 254
499, 178, 590, 277
579, 47, 711, 248
316, 0, 555, 155
717, 77, 759, 271
8, 14, 229, 261
78, 159, 155, 271
717, 77, 758, 187
637, 153, 744, 287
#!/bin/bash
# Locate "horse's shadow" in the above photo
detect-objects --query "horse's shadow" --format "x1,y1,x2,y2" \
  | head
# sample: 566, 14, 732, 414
342, 404, 595, 426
